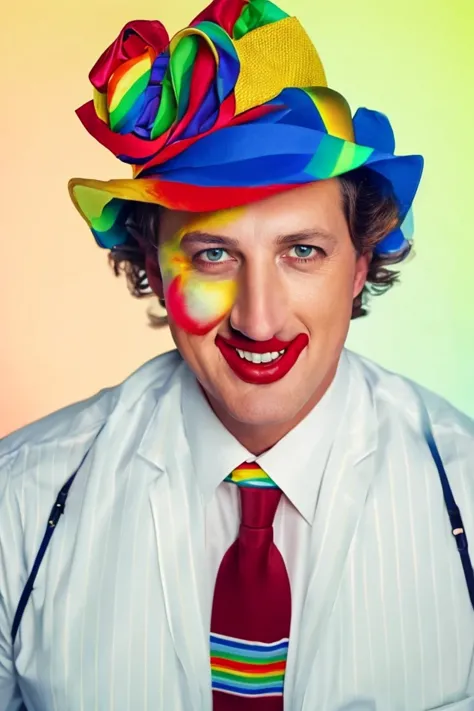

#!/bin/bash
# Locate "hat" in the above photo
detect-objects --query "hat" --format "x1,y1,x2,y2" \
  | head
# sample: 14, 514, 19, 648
68, 0, 423, 256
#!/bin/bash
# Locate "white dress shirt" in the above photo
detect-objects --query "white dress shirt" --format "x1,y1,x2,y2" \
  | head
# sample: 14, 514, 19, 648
182, 348, 351, 671
0, 348, 473, 711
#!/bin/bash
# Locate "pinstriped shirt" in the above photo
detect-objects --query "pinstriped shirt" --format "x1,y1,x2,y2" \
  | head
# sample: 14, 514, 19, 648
0, 348, 473, 711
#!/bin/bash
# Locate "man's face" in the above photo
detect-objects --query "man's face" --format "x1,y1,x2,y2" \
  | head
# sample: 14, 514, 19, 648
148, 179, 370, 440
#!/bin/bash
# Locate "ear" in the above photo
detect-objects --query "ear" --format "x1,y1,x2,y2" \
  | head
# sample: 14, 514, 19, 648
145, 253, 164, 299
353, 252, 372, 298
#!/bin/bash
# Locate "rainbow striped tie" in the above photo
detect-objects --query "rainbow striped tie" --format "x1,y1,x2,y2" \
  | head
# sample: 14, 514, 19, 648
210, 462, 291, 709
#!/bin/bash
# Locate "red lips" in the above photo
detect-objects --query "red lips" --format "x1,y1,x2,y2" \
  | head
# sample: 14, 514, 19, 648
215, 333, 309, 385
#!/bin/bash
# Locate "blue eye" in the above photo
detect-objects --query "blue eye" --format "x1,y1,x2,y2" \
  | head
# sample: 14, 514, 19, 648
194, 247, 234, 270
204, 248, 226, 262
293, 245, 315, 259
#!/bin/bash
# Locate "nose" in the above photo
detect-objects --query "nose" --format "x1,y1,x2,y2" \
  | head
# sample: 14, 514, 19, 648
229, 259, 289, 341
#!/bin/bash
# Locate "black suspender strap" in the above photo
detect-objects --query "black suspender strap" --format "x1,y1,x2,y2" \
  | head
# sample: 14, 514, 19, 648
427, 434, 474, 609
419, 397, 474, 610
10, 472, 77, 646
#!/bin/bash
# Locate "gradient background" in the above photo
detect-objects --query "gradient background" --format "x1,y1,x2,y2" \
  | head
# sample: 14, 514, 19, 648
1, 0, 473, 438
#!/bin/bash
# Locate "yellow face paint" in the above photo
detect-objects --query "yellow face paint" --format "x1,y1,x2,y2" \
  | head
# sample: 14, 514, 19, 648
158, 209, 242, 335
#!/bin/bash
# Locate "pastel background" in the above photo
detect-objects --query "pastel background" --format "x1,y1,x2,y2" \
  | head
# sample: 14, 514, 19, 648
1, 0, 473, 437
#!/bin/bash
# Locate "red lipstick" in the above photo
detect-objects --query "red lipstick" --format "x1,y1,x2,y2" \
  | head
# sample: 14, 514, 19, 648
215, 333, 309, 385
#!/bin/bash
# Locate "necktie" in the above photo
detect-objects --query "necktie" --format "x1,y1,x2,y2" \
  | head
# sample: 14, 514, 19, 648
210, 462, 292, 709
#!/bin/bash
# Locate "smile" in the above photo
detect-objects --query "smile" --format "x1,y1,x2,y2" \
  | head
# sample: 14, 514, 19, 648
215, 334, 309, 385
235, 349, 285, 363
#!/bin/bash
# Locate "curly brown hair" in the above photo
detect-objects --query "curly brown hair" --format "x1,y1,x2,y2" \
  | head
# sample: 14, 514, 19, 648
108, 167, 410, 327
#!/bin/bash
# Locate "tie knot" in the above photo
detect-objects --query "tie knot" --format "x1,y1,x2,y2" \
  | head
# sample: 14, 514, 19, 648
226, 462, 278, 490
227, 462, 281, 529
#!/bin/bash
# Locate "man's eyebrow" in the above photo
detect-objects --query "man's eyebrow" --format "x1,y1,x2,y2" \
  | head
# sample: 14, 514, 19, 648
179, 231, 239, 248
275, 228, 338, 246
178, 228, 337, 249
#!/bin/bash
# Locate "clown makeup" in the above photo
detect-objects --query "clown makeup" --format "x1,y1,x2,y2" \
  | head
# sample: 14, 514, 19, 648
158, 209, 244, 335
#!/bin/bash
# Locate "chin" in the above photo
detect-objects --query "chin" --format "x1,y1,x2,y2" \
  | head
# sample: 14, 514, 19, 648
220, 385, 309, 428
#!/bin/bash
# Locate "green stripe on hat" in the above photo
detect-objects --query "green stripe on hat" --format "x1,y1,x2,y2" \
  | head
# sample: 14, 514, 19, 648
151, 69, 177, 139
234, 0, 288, 39
330, 140, 373, 177
109, 72, 151, 132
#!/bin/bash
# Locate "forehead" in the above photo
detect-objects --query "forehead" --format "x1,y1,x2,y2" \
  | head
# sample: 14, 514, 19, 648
158, 178, 346, 242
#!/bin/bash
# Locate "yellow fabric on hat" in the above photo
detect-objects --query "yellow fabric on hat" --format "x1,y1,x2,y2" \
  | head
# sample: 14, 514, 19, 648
307, 87, 355, 141
93, 88, 108, 123
233, 16, 327, 116
72, 184, 110, 223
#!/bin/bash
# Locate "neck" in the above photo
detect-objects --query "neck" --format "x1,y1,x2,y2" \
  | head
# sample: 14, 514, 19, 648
204, 363, 338, 456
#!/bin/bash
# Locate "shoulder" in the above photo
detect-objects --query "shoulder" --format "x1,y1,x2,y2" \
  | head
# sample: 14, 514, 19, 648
345, 348, 474, 441
345, 347, 474, 489
345, 349, 474, 507
0, 350, 183, 615
344, 351, 474, 572
0, 349, 183, 491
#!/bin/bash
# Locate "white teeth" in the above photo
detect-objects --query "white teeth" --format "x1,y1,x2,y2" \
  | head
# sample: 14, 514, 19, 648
235, 349, 286, 363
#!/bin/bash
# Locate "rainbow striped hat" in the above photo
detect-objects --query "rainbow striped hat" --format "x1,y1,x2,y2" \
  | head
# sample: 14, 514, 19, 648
68, 0, 424, 256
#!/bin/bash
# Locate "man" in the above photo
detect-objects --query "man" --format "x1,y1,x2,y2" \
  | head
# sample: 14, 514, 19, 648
0, 0, 473, 709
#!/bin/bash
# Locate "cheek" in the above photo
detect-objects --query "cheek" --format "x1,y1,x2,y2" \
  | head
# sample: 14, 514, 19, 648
293, 261, 356, 326
165, 273, 237, 336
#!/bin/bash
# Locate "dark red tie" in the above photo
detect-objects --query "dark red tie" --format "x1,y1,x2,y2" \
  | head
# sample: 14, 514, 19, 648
210, 463, 292, 709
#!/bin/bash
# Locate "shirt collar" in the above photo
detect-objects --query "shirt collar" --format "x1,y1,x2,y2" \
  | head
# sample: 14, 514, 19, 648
181, 350, 352, 523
